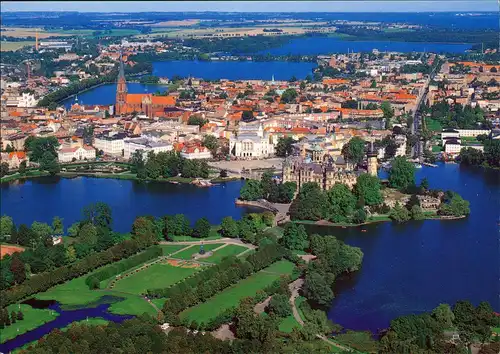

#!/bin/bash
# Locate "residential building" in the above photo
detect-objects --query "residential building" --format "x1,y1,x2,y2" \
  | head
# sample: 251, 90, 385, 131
180, 142, 212, 160
58, 145, 96, 162
17, 93, 38, 108
0, 151, 29, 169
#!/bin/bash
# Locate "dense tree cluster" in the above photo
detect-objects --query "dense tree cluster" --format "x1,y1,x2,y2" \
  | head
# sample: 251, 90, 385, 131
24, 136, 60, 175
303, 234, 363, 306
219, 212, 274, 244
289, 174, 382, 224
0, 308, 23, 329
380, 300, 498, 354
389, 156, 416, 191
460, 139, 500, 168
341, 136, 366, 166
438, 192, 470, 217
129, 150, 209, 180
0, 204, 163, 306
275, 136, 295, 157
430, 101, 488, 129
239, 172, 297, 203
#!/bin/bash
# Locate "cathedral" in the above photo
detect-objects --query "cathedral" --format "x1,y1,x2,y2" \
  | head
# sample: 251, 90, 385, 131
115, 56, 176, 118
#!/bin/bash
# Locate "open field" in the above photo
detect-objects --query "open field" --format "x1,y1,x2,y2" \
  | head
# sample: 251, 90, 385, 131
0, 27, 68, 38
112, 263, 201, 295
1, 243, 25, 258
150, 19, 201, 27
172, 243, 223, 260
1, 41, 35, 51
1, 304, 59, 343
180, 260, 295, 324
107, 296, 157, 316
202, 245, 248, 263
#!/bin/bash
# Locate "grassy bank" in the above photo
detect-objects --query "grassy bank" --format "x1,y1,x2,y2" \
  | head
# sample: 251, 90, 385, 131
1, 304, 59, 343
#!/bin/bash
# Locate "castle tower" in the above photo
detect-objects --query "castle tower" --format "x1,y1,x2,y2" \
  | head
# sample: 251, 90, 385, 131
115, 52, 127, 116
367, 141, 378, 177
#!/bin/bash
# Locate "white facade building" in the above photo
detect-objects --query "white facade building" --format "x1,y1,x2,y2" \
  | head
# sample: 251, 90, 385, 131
17, 93, 38, 108
123, 137, 173, 159
394, 134, 407, 157
229, 123, 275, 158
180, 145, 212, 160
94, 133, 126, 156
58, 145, 96, 162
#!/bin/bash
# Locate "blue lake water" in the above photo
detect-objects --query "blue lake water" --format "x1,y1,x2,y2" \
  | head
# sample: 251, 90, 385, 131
303, 163, 499, 332
0, 177, 258, 233
0, 163, 498, 344
0, 297, 133, 353
259, 37, 472, 55
153, 60, 316, 80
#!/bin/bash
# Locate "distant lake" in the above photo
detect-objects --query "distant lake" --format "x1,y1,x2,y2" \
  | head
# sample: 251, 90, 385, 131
62, 60, 316, 107
259, 37, 472, 55
152, 60, 316, 80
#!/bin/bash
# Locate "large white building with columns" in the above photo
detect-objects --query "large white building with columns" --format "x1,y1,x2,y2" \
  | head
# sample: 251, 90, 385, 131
229, 123, 275, 158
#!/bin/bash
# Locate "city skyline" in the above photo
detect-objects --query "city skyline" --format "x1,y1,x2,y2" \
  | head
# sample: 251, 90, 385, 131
2, 1, 497, 13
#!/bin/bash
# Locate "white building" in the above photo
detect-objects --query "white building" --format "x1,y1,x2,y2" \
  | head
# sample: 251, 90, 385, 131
229, 123, 275, 158
456, 129, 491, 138
58, 145, 96, 162
94, 133, 127, 156
441, 129, 460, 145
17, 93, 38, 108
180, 144, 212, 160
394, 134, 407, 157
123, 137, 173, 159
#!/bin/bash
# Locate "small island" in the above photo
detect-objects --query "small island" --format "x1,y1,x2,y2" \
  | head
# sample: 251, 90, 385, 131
238, 140, 470, 227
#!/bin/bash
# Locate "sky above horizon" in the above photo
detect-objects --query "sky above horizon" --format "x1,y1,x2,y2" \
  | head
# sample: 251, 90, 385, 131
2, 1, 498, 13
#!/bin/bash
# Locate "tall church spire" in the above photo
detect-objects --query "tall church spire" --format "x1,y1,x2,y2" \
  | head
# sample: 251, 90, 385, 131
116, 51, 128, 116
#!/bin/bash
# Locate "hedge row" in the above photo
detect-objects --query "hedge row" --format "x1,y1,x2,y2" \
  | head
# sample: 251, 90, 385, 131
85, 246, 162, 289
160, 244, 287, 318
0, 237, 155, 307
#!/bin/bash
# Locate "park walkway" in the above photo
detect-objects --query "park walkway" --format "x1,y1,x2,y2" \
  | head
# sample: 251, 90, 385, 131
159, 238, 257, 249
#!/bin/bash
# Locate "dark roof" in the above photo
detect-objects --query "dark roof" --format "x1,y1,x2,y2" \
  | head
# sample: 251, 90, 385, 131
442, 129, 459, 133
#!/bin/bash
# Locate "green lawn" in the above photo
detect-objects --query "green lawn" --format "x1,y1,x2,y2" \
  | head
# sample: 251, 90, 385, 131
180, 261, 295, 324
107, 295, 157, 316
169, 227, 222, 242
1, 41, 35, 51
279, 314, 301, 333
425, 118, 443, 132
61, 317, 109, 331
112, 263, 200, 295
1, 304, 59, 343
159, 244, 190, 256
36, 272, 106, 306
334, 330, 378, 353
172, 243, 223, 260
202, 245, 248, 263
261, 260, 296, 275
35, 262, 160, 316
